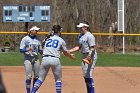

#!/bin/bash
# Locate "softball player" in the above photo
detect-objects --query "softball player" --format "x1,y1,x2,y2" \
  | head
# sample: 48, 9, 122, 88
68, 21, 97, 93
20, 26, 42, 93
31, 25, 75, 93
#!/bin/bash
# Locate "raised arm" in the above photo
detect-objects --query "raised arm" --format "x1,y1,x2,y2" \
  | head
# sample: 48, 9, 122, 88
68, 46, 80, 53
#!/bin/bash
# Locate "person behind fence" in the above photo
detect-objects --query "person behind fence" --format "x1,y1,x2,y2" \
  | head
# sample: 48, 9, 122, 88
68, 21, 97, 93
31, 25, 75, 93
19, 26, 42, 93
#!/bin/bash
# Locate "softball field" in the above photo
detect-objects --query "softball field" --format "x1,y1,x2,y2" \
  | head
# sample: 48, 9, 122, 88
1, 66, 140, 93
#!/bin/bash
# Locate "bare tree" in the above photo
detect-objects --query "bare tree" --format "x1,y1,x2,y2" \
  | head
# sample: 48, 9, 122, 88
0, 0, 140, 50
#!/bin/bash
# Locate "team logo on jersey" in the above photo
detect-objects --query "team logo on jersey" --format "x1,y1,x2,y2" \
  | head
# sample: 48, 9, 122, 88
79, 39, 87, 45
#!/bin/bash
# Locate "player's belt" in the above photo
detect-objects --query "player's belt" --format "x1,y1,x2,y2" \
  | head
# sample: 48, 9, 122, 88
42, 55, 59, 58
83, 52, 89, 54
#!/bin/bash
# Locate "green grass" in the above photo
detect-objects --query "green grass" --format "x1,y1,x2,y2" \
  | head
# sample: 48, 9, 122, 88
0, 52, 140, 67
60, 53, 82, 66
97, 53, 140, 67
0, 52, 23, 66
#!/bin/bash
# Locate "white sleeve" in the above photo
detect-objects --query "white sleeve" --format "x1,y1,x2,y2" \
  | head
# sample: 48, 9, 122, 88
87, 35, 96, 47
20, 38, 26, 49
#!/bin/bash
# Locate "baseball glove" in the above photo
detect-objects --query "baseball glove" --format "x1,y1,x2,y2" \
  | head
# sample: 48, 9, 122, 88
82, 55, 92, 64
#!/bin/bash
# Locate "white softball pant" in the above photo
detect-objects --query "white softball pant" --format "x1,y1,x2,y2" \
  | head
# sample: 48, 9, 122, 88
24, 57, 40, 80
38, 56, 62, 82
82, 53, 97, 78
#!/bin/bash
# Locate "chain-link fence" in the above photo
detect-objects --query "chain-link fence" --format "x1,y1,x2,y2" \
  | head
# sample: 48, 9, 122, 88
0, 0, 140, 53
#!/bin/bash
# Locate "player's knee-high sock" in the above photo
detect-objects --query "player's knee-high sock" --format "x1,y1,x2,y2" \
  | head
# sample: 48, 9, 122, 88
31, 79, 43, 93
56, 81, 62, 93
84, 78, 95, 93
26, 79, 31, 93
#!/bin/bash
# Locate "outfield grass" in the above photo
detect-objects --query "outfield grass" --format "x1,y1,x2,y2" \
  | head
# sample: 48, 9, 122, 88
0, 52, 140, 67
97, 53, 140, 67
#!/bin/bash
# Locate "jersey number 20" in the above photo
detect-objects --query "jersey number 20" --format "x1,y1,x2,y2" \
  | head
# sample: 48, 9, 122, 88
46, 39, 59, 48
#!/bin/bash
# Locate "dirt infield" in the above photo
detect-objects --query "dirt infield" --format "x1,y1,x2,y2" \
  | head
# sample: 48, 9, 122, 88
0, 66, 140, 93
